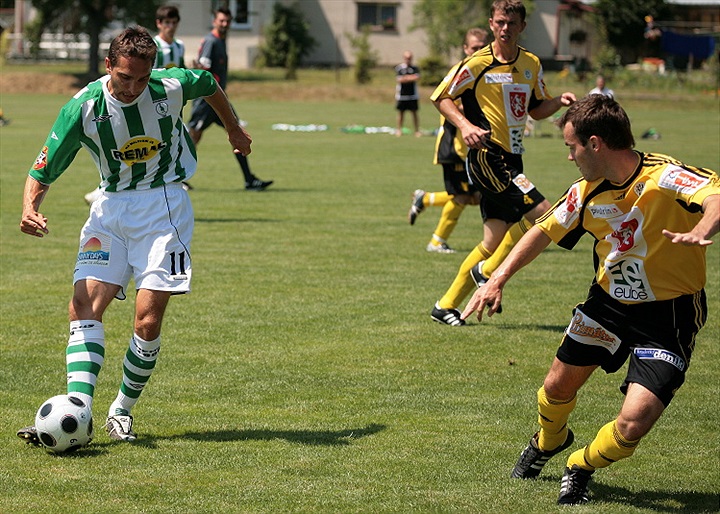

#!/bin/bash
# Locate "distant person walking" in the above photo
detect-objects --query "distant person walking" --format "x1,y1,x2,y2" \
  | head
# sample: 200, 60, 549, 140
588, 75, 614, 98
189, 7, 272, 191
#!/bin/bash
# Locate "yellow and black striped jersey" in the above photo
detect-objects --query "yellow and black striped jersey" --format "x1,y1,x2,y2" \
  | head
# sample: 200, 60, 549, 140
537, 152, 720, 303
430, 45, 552, 155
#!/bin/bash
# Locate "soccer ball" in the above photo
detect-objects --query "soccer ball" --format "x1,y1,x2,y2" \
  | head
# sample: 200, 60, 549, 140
35, 395, 94, 453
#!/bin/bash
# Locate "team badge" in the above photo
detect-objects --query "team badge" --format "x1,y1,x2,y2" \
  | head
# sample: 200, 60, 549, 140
155, 102, 169, 117
33, 146, 48, 170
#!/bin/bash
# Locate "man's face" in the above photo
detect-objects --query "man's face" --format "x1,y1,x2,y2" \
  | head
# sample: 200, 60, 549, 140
489, 11, 525, 46
156, 17, 179, 41
563, 122, 603, 182
463, 35, 486, 56
213, 12, 232, 37
106, 55, 152, 104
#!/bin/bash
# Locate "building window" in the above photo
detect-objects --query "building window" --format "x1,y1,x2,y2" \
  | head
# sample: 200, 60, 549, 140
357, 3, 397, 32
212, 0, 251, 29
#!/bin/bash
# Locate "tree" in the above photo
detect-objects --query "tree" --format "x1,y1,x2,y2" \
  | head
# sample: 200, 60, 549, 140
411, 0, 535, 63
346, 25, 378, 84
593, 0, 673, 64
258, 2, 316, 80
29, 0, 160, 77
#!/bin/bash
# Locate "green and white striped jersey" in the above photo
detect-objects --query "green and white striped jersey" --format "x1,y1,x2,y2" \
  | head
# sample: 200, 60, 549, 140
154, 36, 185, 69
30, 67, 216, 191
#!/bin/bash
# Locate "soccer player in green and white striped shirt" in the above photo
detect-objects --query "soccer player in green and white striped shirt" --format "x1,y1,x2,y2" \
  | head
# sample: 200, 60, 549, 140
17, 26, 252, 446
153, 4, 184, 69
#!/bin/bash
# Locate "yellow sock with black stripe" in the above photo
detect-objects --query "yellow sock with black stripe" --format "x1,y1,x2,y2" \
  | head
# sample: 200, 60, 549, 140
438, 243, 492, 309
430, 200, 465, 246
425, 191, 451, 207
567, 420, 640, 471
537, 386, 576, 451
480, 218, 533, 277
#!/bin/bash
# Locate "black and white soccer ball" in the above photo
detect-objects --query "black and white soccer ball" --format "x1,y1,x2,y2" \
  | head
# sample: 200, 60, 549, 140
35, 395, 94, 453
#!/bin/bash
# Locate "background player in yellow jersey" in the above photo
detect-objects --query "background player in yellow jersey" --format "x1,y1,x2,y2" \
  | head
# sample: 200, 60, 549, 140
408, 28, 488, 254
429, 0, 576, 325
463, 94, 720, 505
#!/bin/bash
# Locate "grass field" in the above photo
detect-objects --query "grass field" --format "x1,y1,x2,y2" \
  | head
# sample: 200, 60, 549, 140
0, 70, 718, 513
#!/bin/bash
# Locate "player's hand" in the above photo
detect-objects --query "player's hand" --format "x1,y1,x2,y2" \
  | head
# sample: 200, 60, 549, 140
461, 283, 503, 322
662, 229, 714, 246
560, 92, 577, 106
20, 210, 49, 237
462, 125, 490, 150
229, 125, 252, 156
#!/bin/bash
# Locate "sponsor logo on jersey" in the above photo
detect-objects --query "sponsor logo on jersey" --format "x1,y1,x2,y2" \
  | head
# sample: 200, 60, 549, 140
606, 257, 655, 302
566, 310, 621, 354
509, 91, 526, 119
77, 235, 110, 265
658, 165, 708, 194
633, 348, 686, 371
589, 204, 623, 219
92, 114, 113, 123
112, 136, 168, 166
512, 174, 534, 194
554, 183, 581, 227
33, 146, 48, 170
448, 67, 475, 95
485, 73, 513, 84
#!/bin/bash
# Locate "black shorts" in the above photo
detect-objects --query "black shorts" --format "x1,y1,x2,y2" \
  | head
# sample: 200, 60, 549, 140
396, 99, 418, 112
556, 283, 707, 406
467, 146, 545, 223
188, 98, 223, 132
441, 162, 478, 197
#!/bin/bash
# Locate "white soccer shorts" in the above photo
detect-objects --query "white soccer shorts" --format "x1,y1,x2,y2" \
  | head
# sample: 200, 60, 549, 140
74, 183, 193, 300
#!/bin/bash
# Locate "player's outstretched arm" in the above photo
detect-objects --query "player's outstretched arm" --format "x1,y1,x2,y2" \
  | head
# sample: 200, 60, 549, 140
662, 194, 719, 246
529, 92, 576, 121
462, 226, 552, 322
20, 176, 50, 238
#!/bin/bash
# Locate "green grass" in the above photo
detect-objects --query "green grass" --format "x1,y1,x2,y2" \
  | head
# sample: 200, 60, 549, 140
0, 78, 718, 513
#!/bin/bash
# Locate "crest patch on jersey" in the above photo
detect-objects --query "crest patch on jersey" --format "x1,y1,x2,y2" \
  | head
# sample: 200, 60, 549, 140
33, 146, 48, 170
112, 136, 168, 166
554, 183, 582, 228
448, 67, 475, 95
658, 165, 708, 194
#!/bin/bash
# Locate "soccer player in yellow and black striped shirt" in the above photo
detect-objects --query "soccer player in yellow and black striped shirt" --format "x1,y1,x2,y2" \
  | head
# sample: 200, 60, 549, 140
429, 0, 576, 325
462, 94, 720, 505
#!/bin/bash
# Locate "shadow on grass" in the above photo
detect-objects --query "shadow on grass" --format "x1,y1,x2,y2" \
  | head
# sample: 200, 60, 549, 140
535, 475, 719, 511
142, 423, 387, 447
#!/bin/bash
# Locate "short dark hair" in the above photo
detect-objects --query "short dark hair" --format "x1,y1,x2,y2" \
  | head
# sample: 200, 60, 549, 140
107, 26, 157, 67
156, 5, 180, 22
557, 95, 635, 150
491, 0, 527, 22
214, 7, 232, 18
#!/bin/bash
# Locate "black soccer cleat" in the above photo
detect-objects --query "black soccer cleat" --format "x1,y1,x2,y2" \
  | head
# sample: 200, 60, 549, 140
431, 303, 466, 326
245, 178, 273, 191
17, 426, 42, 446
511, 429, 574, 479
557, 465, 593, 505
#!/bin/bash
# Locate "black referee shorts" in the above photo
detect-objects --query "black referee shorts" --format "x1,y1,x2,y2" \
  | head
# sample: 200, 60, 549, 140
556, 283, 707, 406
